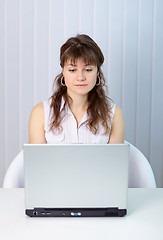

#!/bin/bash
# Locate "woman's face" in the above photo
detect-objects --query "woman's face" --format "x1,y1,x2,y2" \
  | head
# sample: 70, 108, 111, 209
62, 58, 98, 98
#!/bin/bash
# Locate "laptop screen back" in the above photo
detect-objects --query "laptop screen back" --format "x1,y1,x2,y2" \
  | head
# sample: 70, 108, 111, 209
24, 144, 129, 210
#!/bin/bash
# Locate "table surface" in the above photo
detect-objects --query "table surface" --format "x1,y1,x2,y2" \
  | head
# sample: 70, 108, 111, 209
0, 188, 163, 240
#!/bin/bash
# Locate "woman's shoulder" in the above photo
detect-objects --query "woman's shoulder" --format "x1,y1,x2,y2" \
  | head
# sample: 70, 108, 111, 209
29, 102, 47, 143
114, 105, 123, 118
108, 99, 123, 116
31, 98, 52, 114
29, 102, 45, 124
112, 105, 124, 133
31, 102, 44, 113
108, 98, 123, 126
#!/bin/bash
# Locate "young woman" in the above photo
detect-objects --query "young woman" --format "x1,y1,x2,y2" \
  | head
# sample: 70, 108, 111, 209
29, 34, 124, 144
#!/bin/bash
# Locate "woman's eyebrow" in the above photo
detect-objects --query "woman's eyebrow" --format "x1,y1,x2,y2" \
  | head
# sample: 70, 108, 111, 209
67, 63, 94, 67
67, 63, 76, 66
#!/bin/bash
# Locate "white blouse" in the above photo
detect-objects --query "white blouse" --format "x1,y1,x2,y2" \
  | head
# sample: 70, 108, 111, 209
43, 98, 116, 144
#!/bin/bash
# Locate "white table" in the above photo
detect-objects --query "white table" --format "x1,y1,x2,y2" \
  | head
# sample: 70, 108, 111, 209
0, 188, 163, 240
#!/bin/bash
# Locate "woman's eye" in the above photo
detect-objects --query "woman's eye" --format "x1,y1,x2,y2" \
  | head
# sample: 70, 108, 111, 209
69, 69, 76, 72
86, 68, 92, 72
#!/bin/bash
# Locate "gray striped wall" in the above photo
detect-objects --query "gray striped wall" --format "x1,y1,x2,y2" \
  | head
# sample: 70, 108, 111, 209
0, 0, 163, 187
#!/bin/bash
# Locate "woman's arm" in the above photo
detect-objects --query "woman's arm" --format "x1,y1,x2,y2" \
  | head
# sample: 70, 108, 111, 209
28, 102, 47, 144
109, 105, 125, 144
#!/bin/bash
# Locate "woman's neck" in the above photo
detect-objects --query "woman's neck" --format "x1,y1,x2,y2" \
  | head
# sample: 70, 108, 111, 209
67, 91, 88, 113
67, 92, 88, 126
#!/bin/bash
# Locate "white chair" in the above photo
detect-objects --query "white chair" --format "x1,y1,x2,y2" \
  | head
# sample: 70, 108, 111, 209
3, 142, 157, 188
125, 141, 157, 188
3, 150, 24, 188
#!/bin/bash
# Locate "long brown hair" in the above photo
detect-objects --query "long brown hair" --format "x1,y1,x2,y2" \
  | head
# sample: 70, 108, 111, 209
50, 34, 113, 135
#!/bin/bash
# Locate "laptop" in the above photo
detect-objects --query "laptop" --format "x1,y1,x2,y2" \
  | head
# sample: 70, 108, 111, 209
24, 144, 129, 217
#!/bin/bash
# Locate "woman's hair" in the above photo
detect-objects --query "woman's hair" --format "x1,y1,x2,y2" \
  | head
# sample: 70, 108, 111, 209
49, 34, 113, 135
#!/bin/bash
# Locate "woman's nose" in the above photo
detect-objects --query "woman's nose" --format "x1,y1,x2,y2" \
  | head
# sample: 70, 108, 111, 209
77, 70, 86, 81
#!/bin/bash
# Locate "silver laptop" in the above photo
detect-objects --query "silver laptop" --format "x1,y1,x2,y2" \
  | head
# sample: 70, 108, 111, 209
24, 144, 129, 217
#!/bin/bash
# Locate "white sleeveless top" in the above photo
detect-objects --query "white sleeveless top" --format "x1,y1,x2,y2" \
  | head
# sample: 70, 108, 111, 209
43, 98, 116, 144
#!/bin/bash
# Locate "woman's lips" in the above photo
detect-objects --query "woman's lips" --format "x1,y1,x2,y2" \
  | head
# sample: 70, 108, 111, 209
75, 84, 88, 87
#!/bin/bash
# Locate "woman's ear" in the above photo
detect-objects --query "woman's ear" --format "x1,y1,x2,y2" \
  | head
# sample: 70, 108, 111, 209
97, 66, 100, 76
62, 68, 64, 77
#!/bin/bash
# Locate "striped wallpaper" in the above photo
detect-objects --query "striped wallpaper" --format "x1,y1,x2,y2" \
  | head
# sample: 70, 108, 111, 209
0, 0, 163, 187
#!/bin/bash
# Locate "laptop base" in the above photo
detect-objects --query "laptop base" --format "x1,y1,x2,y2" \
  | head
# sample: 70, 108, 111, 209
26, 207, 127, 217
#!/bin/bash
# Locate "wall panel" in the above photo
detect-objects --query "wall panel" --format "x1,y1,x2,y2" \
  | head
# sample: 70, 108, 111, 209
34, 0, 49, 105
63, 0, 79, 40
150, 0, 163, 186
20, 0, 35, 147
5, 0, 20, 168
0, 0, 6, 184
122, 0, 139, 145
78, 0, 94, 36
48, 0, 64, 96
108, 0, 124, 106
136, 0, 153, 159
94, 0, 109, 77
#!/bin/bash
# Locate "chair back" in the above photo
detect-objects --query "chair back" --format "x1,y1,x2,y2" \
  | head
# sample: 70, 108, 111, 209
126, 141, 157, 188
3, 150, 24, 188
3, 143, 157, 188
